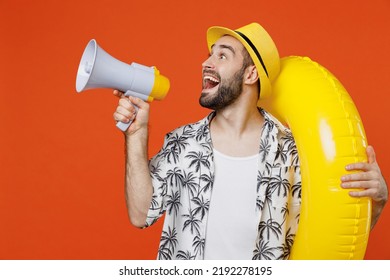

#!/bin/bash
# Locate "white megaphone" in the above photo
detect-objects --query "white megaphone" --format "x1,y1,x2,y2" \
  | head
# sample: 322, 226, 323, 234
76, 39, 170, 131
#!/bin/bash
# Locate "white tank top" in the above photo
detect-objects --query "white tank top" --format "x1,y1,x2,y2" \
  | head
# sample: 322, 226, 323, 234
204, 149, 259, 260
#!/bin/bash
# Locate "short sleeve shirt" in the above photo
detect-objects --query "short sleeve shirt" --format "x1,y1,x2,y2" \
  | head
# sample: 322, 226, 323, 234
146, 109, 301, 260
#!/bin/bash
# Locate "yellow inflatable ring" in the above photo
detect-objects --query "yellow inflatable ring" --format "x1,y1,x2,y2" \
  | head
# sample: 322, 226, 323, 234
260, 56, 371, 259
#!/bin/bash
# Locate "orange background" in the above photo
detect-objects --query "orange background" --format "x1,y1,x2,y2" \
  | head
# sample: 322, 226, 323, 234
0, 0, 389, 260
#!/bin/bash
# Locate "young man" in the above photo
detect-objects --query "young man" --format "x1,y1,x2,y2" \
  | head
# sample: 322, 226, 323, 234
113, 23, 388, 260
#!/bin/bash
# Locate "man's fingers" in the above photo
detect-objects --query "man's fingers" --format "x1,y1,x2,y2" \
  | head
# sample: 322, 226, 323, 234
345, 162, 372, 172
113, 90, 125, 98
128, 96, 149, 110
366, 145, 377, 165
345, 146, 379, 171
341, 170, 377, 182
347, 188, 375, 198
114, 98, 137, 123
341, 178, 380, 189
118, 98, 137, 112
113, 109, 135, 123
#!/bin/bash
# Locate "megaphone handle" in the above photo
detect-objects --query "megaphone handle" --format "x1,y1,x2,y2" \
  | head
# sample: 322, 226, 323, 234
116, 105, 138, 131
116, 90, 147, 132
116, 121, 132, 131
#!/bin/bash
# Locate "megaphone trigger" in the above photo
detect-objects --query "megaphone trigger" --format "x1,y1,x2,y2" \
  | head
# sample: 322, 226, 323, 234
123, 90, 153, 102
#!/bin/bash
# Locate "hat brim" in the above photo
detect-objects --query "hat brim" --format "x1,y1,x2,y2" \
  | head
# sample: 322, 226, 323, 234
206, 26, 272, 106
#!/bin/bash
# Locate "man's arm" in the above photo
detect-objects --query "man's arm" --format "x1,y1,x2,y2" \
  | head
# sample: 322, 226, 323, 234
340, 145, 388, 229
113, 91, 153, 228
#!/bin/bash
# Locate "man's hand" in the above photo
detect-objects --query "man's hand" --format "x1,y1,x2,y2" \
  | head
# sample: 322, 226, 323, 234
113, 90, 150, 135
341, 145, 388, 229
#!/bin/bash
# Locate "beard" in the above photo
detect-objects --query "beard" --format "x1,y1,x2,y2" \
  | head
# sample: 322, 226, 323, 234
199, 66, 246, 111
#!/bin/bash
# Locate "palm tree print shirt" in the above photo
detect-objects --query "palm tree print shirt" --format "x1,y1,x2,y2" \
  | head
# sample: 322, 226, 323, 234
146, 109, 301, 260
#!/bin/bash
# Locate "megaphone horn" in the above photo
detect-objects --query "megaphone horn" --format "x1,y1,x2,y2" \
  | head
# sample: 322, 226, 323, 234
75, 39, 170, 131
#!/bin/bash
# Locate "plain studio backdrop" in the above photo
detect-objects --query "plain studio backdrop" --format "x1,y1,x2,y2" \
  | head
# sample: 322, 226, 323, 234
0, 0, 389, 259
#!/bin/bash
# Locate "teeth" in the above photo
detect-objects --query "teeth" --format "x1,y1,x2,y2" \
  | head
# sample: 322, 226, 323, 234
204, 75, 219, 83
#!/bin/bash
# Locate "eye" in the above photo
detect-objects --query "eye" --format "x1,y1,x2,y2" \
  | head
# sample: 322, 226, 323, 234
207, 51, 228, 61
217, 51, 228, 60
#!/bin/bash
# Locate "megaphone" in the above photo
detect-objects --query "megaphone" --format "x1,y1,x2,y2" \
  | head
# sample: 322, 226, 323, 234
76, 39, 170, 131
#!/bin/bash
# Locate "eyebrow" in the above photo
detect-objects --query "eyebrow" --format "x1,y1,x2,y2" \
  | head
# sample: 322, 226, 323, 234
211, 44, 236, 55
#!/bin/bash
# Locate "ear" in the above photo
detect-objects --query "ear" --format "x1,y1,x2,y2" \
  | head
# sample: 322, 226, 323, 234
244, 65, 259, 86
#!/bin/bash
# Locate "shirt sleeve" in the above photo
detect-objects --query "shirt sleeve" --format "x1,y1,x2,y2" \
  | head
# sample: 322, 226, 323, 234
144, 133, 171, 227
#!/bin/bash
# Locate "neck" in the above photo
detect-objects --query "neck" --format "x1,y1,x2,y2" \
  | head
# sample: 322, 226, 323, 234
212, 104, 262, 136
210, 89, 264, 157
212, 86, 263, 135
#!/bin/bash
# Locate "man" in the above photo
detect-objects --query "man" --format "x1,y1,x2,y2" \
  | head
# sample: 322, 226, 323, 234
113, 23, 388, 260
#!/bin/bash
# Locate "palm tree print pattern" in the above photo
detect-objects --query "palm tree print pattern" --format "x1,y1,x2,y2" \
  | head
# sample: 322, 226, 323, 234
146, 109, 301, 260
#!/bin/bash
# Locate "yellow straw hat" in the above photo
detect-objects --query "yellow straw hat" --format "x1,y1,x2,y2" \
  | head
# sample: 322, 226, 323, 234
207, 22, 280, 104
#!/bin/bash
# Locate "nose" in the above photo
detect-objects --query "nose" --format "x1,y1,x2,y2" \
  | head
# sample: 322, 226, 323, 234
202, 55, 215, 70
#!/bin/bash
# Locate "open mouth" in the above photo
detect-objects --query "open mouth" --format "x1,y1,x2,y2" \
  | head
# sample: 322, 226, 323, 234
203, 73, 220, 90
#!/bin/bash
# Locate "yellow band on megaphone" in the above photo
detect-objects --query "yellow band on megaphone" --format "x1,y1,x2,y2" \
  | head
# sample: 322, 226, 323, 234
150, 67, 170, 100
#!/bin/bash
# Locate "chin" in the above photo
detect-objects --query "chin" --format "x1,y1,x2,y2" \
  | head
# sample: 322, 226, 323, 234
199, 94, 213, 109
